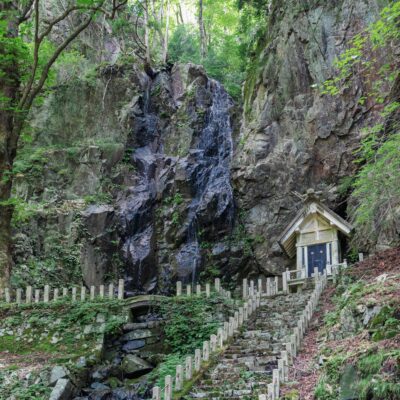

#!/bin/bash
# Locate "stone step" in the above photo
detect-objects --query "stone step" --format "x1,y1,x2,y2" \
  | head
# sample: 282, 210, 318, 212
184, 290, 312, 400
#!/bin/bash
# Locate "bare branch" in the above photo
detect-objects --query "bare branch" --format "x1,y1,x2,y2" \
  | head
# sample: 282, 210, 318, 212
21, 14, 94, 111
19, 0, 40, 110
18, 0, 35, 24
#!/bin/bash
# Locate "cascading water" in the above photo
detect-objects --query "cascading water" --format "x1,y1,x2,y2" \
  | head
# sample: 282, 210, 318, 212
117, 66, 235, 294
176, 79, 235, 283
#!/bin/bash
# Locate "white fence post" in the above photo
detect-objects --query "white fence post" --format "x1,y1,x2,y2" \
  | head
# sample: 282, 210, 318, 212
185, 356, 192, 380
34, 289, 40, 303
242, 278, 248, 299
99, 285, 105, 298
152, 387, 161, 400
164, 375, 172, 400
118, 279, 124, 300
205, 283, 211, 298
44, 285, 50, 303
194, 349, 201, 372
108, 283, 114, 299
72, 287, 77, 302
26, 286, 32, 304
214, 278, 220, 293
282, 270, 288, 294
5, 288, 10, 303
202, 341, 210, 361
81, 286, 86, 301
175, 364, 183, 391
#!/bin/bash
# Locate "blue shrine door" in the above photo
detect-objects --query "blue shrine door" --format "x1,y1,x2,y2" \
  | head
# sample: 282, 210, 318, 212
307, 243, 327, 277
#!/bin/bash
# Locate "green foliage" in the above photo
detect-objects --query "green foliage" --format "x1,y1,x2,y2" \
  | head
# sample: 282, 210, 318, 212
167, 1, 245, 99
369, 306, 400, 341
147, 353, 184, 389
11, 230, 82, 288
0, 371, 51, 400
314, 376, 336, 400
160, 295, 221, 354
319, 2, 400, 248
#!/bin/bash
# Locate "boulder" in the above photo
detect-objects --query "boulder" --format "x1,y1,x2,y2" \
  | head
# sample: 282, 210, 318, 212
49, 379, 75, 400
49, 366, 69, 387
120, 355, 153, 378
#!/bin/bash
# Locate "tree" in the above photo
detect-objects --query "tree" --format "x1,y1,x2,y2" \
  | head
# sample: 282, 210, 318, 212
0, 0, 127, 287
198, 0, 206, 59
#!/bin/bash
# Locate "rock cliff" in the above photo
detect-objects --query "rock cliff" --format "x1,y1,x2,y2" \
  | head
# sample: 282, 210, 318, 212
233, 0, 386, 274
12, 63, 252, 292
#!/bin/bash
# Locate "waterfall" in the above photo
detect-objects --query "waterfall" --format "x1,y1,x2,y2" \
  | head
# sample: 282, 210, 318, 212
175, 79, 235, 284
118, 69, 235, 293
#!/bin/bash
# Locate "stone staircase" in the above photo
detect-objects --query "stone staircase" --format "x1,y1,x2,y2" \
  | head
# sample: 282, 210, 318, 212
185, 290, 312, 400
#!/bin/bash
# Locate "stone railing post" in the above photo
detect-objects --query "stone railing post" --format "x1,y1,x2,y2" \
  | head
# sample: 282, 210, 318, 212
81, 286, 86, 301
281, 350, 289, 381
152, 387, 161, 400
62, 287, 68, 297
210, 334, 217, 352
194, 349, 201, 372
175, 364, 183, 391
185, 356, 192, 380
16, 288, 22, 304
90, 285, 95, 300
273, 369, 280, 398
282, 270, 288, 294
223, 322, 229, 340
243, 302, 248, 320
118, 279, 124, 299
26, 286, 32, 304
72, 287, 77, 302
108, 283, 114, 299
5, 288, 10, 303
358, 252, 364, 262
202, 341, 210, 361
217, 328, 224, 347
266, 278, 271, 297
274, 276, 279, 294
34, 289, 40, 303
205, 283, 211, 298
99, 285, 105, 298
214, 278, 221, 293
53, 288, 59, 301
44, 285, 50, 303
186, 284, 191, 297
164, 375, 172, 400
250, 280, 254, 297
242, 278, 248, 299
196, 284, 201, 296
258, 277, 262, 293
267, 383, 274, 400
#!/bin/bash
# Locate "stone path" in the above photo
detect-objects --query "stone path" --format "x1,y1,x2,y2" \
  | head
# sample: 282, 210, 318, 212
185, 290, 312, 400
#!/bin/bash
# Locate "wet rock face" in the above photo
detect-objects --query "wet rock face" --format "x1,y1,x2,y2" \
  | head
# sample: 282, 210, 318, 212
14, 62, 241, 292
233, 0, 385, 274
115, 64, 237, 293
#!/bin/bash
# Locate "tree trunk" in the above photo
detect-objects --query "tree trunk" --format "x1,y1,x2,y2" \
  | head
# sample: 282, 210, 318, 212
198, 0, 206, 60
162, 0, 170, 63
143, 0, 151, 64
0, 6, 21, 287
